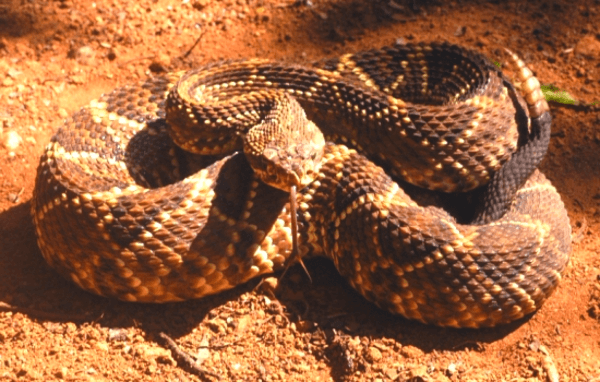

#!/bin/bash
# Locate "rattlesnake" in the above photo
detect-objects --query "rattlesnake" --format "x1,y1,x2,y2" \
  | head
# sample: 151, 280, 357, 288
32, 42, 571, 328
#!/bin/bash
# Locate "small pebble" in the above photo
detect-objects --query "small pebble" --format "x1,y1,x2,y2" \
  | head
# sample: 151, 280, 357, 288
75, 46, 96, 65
149, 53, 170, 73
446, 363, 457, 376
366, 346, 382, 362
58, 108, 69, 119
54, 367, 69, 379
454, 25, 467, 37
108, 328, 129, 342
3, 130, 22, 151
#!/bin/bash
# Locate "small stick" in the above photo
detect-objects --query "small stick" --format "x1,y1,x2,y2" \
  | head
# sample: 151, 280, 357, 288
542, 354, 559, 382
182, 30, 206, 59
538, 345, 559, 382
158, 332, 220, 380
10, 187, 24, 203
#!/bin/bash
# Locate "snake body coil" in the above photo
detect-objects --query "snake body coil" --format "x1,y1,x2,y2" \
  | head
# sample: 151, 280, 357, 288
32, 42, 571, 328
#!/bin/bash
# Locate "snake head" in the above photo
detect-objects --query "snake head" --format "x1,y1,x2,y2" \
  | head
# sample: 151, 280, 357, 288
243, 94, 326, 191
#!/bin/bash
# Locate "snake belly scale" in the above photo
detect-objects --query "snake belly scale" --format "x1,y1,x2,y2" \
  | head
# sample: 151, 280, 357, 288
32, 42, 571, 328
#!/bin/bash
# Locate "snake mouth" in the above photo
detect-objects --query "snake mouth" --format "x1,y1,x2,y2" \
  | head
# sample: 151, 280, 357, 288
249, 139, 325, 192
261, 167, 311, 192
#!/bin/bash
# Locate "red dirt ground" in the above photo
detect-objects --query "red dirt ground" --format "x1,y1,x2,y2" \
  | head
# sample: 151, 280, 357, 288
1, 0, 599, 380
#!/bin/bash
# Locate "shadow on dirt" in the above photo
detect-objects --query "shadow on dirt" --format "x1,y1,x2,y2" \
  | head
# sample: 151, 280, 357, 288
285, 0, 582, 56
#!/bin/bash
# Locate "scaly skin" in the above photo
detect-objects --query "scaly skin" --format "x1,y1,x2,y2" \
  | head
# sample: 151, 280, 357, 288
32, 42, 570, 327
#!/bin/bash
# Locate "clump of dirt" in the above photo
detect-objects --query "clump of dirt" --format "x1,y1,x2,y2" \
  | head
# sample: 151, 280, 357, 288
1, 0, 600, 381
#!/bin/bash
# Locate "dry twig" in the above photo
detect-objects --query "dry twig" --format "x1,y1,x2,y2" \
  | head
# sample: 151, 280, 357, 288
182, 30, 207, 59
158, 332, 220, 380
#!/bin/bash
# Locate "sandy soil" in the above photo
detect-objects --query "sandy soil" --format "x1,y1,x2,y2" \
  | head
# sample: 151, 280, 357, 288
1, 0, 600, 380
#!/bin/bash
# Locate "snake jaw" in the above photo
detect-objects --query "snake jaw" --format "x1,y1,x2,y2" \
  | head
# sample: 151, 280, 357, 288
243, 96, 326, 192
250, 142, 324, 192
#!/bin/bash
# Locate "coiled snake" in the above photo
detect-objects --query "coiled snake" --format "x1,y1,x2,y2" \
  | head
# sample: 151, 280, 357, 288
32, 42, 571, 328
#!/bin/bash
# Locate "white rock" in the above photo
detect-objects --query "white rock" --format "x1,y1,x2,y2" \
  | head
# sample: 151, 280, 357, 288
3, 130, 22, 151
